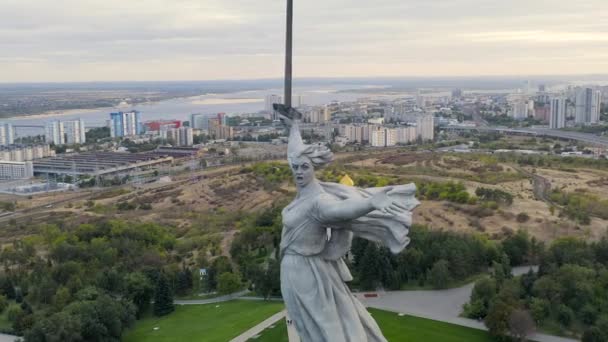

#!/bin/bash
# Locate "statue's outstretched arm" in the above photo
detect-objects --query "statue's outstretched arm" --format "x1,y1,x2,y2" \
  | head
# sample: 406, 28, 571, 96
318, 188, 407, 224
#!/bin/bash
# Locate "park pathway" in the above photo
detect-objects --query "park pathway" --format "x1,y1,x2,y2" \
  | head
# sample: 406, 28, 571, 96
0, 333, 17, 342
173, 290, 250, 305
177, 266, 577, 342
360, 266, 577, 342
229, 310, 287, 342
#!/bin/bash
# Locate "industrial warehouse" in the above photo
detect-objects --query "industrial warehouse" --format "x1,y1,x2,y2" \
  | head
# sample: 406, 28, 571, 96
33, 152, 173, 177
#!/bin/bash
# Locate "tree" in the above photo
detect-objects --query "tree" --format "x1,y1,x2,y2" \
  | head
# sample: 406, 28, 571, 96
557, 304, 574, 327
529, 298, 550, 324
502, 230, 530, 266
464, 277, 497, 319
153, 273, 174, 317
358, 242, 381, 290
0, 295, 7, 313
1, 277, 16, 299
53, 286, 71, 311
427, 260, 450, 289
508, 309, 535, 341
25, 312, 82, 342
176, 266, 193, 296
64, 295, 136, 342
217, 272, 242, 295
583, 327, 606, 342
485, 299, 514, 338
252, 260, 281, 300
124, 272, 154, 318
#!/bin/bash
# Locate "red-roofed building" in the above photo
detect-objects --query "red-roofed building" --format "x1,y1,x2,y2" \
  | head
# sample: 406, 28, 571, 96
144, 120, 182, 132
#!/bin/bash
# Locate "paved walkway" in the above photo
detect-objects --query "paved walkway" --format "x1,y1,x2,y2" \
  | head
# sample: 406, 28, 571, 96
174, 290, 250, 305
0, 333, 17, 342
229, 310, 286, 342
360, 266, 576, 342
177, 266, 576, 342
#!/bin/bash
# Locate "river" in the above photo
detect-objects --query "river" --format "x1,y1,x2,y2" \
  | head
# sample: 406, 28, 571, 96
3, 85, 395, 137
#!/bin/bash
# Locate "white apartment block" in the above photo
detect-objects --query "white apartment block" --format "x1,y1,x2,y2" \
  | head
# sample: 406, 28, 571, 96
416, 115, 435, 141
396, 126, 417, 144
165, 127, 194, 147
340, 124, 372, 144
0, 123, 14, 146
45, 121, 65, 145
46, 120, 86, 145
550, 97, 566, 129
370, 128, 386, 147
575, 88, 601, 125
179, 127, 194, 146
370, 127, 397, 147
63, 120, 86, 144
511, 100, 529, 120
265, 95, 283, 121
323, 106, 331, 122
0, 161, 33, 180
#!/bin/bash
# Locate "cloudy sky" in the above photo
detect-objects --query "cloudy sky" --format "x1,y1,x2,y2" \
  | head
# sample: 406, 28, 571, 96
2, 0, 607, 82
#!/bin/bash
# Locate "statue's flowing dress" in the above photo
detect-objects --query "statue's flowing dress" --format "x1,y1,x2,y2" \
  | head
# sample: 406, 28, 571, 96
280, 183, 418, 342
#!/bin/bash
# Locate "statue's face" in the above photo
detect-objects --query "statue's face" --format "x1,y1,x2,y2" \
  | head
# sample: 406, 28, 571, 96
290, 156, 315, 188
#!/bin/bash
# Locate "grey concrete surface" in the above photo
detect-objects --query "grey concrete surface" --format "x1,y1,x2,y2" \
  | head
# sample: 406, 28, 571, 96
360, 266, 577, 342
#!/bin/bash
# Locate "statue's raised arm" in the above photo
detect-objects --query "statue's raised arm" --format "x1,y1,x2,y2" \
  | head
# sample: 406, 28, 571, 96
277, 103, 419, 341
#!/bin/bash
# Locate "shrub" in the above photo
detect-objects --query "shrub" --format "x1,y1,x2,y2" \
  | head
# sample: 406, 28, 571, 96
516, 212, 530, 223
557, 304, 575, 327
0, 295, 7, 313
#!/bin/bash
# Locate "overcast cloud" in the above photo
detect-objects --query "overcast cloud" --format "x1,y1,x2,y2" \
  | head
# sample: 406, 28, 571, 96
1, 0, 607, 82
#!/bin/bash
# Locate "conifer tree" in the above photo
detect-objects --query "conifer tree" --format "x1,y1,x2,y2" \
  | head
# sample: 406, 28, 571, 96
153, 273, 174, 317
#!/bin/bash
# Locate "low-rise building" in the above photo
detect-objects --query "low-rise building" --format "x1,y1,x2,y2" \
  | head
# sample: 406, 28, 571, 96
0, 161, 34, 180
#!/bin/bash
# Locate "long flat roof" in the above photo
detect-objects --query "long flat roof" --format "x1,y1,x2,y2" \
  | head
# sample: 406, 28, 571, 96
33, 152, 173, 176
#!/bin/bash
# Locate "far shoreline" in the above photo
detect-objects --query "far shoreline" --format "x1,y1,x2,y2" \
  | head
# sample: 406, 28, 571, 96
1, 93, 266, 122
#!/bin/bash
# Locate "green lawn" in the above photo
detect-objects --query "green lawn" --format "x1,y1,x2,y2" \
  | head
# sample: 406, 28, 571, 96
250, 308, 495, 342
123, 300, 284, 342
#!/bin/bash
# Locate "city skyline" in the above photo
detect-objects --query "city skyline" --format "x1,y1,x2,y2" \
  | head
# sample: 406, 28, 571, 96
2, 0, 607, 82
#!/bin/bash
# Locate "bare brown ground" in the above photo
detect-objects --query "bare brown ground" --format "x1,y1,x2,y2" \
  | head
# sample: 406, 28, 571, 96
9, 152, 608, 245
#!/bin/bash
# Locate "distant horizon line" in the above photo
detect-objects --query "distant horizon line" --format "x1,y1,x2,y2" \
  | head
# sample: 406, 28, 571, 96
2, 73, 608, 85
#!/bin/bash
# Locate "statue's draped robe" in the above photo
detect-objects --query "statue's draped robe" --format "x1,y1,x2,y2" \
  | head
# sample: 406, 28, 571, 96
280, 182, 419, 342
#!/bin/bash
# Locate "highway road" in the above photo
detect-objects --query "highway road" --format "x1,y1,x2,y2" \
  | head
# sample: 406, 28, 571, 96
446, 125, 608, 148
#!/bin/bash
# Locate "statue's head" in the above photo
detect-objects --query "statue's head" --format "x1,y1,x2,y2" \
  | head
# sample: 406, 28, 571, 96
286, 118, 333, 189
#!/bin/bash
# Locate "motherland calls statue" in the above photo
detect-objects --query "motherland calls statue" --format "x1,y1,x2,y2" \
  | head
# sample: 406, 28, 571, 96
275, 104, 420, 342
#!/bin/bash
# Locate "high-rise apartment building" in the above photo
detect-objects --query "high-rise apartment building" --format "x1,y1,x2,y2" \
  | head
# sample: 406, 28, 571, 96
396, 126, 417, 144
452, 89, 463, 99
190, 113, 208, 130
370, 127, 387, 147
511, 99, 529, 120
110, 111, 143, 137
0, 123, 14, 146
370, 127, 397, 147
179, 127, 194, 146
416, 94, 425, 109
575, 88, 601, 125
208, 118, 233, 140
265, 95, 283, 121
63, 119, 86, 144
45, 121, 65, 145
323, 106, 331, 123
549, 97, 566, 129
46, 119, 86, 145
416, 115, 435, 141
